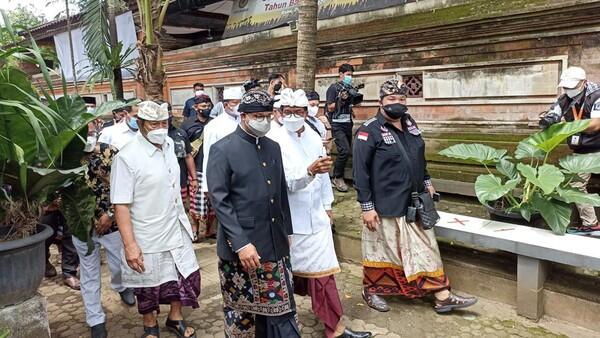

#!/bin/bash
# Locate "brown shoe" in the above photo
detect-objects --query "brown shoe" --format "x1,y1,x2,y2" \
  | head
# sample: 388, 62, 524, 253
63, 276, 81, 290
333, 178, 349, 192
434, 292, 477, 313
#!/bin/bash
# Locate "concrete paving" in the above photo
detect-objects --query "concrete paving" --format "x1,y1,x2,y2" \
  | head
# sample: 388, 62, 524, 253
42, 241, 598, 338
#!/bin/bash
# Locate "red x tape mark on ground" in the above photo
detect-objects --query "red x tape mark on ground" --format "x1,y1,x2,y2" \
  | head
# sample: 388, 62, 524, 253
448, 218, 469, 226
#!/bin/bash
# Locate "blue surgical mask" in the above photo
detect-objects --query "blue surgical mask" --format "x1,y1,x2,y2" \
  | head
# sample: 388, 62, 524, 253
127, 117, 138, 130
343, 75, 352, 85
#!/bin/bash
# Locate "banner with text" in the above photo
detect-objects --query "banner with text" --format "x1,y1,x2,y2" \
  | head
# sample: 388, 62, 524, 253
223, 0, 414, 38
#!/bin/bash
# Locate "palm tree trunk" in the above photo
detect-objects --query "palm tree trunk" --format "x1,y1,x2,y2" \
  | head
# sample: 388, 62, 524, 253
65, 0, 78, 93
296, 0, 318, 91
107, 5, 124, 100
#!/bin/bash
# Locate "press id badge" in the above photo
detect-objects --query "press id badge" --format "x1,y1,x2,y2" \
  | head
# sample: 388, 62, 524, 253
570, 134, 581, 146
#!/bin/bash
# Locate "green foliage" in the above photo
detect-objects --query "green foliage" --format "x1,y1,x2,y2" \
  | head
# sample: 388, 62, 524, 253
0, 11, 123, 240
439, 120, 599, 235
61, 176, 97, 253
80, 0, 134, 98
0, 327, 10, 338
0, 5, 46, 47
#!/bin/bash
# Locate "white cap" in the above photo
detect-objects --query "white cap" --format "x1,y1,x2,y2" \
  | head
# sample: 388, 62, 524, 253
224, 86, 243, 100
137, 101, 169, 121
558, 66, 586, 89
195, 90, 205, 97
279, 88, 308, 108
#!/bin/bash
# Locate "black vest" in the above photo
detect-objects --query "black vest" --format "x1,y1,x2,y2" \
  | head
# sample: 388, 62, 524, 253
558, 85, 600, 154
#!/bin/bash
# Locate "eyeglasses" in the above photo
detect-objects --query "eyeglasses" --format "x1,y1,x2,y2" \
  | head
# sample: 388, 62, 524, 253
281, 109, 305, 118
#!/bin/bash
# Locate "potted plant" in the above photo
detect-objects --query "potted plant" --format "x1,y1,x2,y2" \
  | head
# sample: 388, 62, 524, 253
0, 16, 116, 308
439, 120, 600, 235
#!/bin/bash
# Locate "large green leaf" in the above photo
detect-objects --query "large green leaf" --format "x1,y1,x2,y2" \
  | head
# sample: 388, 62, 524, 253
439, 144, 507, 165
514, 141, 545, 160
522, 120, 590, 154
474, 174, 519, 204
537, 164, 564, 194
517, 163, 564, 195
559, 153, 600, 174
496, 157, 518, 179
530, 193, 571, 235
555, 187, 600, 206
61, 177, 96, 254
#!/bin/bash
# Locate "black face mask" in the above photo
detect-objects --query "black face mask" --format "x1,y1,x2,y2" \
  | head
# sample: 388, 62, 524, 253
201, 108, 211, 118
273, 83, 282, 94
382, 103, 408, 120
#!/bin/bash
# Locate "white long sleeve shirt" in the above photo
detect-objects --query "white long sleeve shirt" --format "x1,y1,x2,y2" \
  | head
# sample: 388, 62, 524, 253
271, 124, 334, 235
201, 111, 240, 193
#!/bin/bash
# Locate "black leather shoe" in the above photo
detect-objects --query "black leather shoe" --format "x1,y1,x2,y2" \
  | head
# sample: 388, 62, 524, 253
362, 289, 390, 312
91, 322, 108, 338
119, 288, 136, 306
335, 328, 373, 338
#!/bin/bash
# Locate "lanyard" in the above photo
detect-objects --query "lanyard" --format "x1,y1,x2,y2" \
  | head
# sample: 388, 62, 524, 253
571, 106, 584, 120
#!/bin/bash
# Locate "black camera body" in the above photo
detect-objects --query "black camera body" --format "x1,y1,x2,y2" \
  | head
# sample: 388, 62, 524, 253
340, 83, 365, 105
539, 102, 564, 129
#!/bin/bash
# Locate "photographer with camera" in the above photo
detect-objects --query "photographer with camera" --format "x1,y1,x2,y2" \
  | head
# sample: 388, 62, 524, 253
353, 79, 476, 314
540, 66, 600, 234
326, 64, 364, 192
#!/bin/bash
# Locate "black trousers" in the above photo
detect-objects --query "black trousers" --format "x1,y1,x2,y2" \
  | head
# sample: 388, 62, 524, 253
41, 211, 79, 278
332, 122, 353, 179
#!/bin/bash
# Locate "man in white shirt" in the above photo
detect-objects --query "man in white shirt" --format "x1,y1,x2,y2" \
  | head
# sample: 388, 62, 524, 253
271, 89, 372, 338
111, 101, 200, 338
199, 87, 243, 218
98, 105, 139, 150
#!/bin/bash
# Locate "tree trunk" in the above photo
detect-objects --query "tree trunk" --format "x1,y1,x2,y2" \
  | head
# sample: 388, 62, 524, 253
108, 5, 124, 100
296, 0, 318, 91
65, 0, 78, 93
136, 43, 164, 100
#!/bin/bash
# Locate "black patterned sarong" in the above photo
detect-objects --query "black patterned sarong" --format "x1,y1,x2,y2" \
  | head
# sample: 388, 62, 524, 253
219, 257, 300, 338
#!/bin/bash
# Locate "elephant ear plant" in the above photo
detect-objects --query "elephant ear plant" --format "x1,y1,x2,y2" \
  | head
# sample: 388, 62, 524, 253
439, 120, 600, 235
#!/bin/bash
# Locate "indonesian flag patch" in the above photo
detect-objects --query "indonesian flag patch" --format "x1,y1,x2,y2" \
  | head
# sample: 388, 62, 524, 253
358, 131, 369, 141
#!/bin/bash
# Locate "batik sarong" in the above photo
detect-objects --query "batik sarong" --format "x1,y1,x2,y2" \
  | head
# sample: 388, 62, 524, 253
362, 216, 449, 297
134, 270, 201, 314
219, 257, 301, 338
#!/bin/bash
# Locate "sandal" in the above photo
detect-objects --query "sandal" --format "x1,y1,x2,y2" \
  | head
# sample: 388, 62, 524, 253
141, 325, 159, 338
166, 318, 196, 338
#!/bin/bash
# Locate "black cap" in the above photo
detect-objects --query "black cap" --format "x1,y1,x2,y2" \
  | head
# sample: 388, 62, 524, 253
305, 90, 320, 101
238, 89, 273, 113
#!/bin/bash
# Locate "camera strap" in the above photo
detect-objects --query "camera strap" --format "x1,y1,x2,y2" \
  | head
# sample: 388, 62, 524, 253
390, 127, 420, 204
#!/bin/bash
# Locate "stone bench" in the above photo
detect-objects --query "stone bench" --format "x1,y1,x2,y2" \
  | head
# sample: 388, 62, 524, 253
434, 211, 600, 321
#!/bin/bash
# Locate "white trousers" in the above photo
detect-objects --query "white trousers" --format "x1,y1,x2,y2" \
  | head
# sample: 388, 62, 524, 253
72, 231, 126, 327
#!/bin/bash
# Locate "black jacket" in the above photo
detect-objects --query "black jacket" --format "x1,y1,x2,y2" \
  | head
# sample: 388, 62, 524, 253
207, 126, 293, 262
353, 112, 430, 217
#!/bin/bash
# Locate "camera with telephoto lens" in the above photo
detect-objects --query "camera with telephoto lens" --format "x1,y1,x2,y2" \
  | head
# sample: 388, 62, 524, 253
539, 102, 564, 129
340, 83, 365, 105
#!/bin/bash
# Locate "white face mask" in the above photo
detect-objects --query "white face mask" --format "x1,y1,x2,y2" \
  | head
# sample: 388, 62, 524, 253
565, 86, 584, 98
147, 128, 168, 144
283, 116, 305, 133
308, 105, 319, 117
231, 104, 240, 116
247, 119, 271, 137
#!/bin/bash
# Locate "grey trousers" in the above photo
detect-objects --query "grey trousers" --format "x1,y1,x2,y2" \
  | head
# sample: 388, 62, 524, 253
72, 231, 126, 327
570, 172, 599, 226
